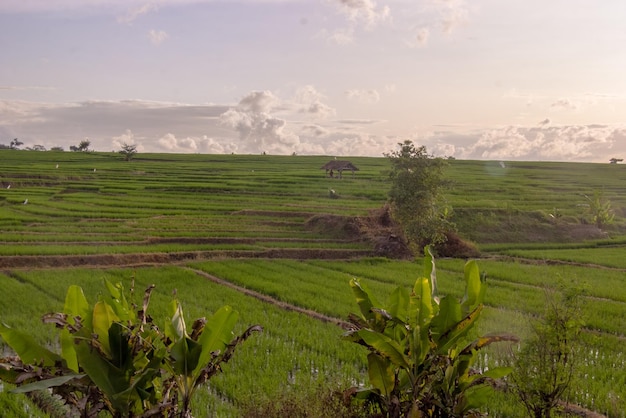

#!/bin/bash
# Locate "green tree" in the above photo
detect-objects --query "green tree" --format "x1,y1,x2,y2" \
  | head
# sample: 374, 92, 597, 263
343, 248, 517, 417
119, 142, 138, 161
70, 139, 91, 152
509, 285, 584, 418
385, 141, 451, 251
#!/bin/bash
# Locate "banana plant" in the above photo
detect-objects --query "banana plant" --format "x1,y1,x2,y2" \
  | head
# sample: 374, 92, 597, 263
0, 279, 261, 417
343, 247, 517, 417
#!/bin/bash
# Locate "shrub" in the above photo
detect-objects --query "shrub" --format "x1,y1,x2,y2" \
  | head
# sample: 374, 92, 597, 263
0, 278, 261, 417
343, 248, 517, 417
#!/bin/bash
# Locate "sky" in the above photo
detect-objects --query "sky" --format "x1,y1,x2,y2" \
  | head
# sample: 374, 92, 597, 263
2, 0, 626, 162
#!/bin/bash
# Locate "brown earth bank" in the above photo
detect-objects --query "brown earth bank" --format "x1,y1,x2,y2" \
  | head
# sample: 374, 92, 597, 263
0, 249, 376, 269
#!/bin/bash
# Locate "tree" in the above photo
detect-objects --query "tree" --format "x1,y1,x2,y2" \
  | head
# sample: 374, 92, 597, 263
385, 140, 451, 251
509, 285, 584, 418
10, 138, 23, 149
119, 142, 138, 161
70, 139, 91, 152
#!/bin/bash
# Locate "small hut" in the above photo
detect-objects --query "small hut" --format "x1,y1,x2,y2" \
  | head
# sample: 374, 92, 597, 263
321, 160, 359, 178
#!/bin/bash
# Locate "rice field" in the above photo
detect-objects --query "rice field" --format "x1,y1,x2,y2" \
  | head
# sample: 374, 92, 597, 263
1, 150, 625, 417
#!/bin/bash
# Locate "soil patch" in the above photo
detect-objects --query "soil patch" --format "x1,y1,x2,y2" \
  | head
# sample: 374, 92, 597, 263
305, 205, 413, 259
0, 249, 375, 269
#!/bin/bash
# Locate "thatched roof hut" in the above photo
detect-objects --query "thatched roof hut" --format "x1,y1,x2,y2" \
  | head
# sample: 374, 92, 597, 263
321, 160, 359, 178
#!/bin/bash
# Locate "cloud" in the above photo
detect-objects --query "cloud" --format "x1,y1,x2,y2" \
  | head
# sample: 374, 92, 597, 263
334, 0, 391, 29
300, 124, 329, 137
117, 2, 160, 24
148, 29, 169, 45
438, 0, 468, 34
0, 99, 231, 152
3, 97, 624, 162
158, 133, 198, 152
324, 28, 355, 45
294, 85, 336, 118
321, 0, 390, 45
455, 124, 624, 161
345, 89, 380, 104
550, 98, 579, 111
0, 85, 55, 91
219, 91, 300, 154
112, 129, 144, 151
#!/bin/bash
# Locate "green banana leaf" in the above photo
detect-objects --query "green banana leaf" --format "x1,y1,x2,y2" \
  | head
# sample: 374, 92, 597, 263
0, 323, 61, 367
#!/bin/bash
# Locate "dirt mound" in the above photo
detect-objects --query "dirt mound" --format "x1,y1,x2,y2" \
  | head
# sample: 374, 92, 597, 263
305, 205, 413, 259
432, 231, 481, 259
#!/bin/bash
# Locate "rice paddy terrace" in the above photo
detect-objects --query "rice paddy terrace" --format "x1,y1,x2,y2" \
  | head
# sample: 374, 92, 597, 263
0, 151, 388, 267
1, 150, 626, 417
1, 150, 625, 267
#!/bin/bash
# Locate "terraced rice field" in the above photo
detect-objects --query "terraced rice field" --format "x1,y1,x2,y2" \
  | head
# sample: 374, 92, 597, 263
1, 150, 625, 417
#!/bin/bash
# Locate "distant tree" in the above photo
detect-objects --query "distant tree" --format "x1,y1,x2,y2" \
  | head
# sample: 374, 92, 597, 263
385, 140, 452, 251
10, 138, 23, 149
27, 144, 46, 151
50, 146, 64, 152
118, 142, 138, 161
70, 139, 91, 152
609, 158, 623, 164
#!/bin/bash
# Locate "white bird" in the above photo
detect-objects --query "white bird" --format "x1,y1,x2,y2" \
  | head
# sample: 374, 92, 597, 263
93, 168, 97, 172
23, 199, 28, 205
55, 164, 59, 169
6, 184, 10, 189
499, 161, 506, 168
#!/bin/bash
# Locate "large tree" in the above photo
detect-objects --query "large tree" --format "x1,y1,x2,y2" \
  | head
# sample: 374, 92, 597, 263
385, 140, 451, 250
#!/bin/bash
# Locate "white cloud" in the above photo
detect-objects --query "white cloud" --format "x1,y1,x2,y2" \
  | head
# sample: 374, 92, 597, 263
112, 129, 144, 151
333, 0, 391, 29
3, 97, 624, 162
219, 91, 301, 154
324, 28, 355, 45
437, 0, 468, 34
345, 88, 380, 104
550, 98, 579, 111
158, 133, 199, 152
294, 85, 336, 118
300, 124, 329, 137
117, 2, 159, 24
455, 124, 623, 161
148, 29, 169, 45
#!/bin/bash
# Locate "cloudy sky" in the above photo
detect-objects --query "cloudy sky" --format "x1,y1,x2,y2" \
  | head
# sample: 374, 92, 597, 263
2, 0, 626, 161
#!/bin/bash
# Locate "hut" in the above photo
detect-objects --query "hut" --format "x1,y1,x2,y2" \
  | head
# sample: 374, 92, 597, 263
321, 160, 359, 178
